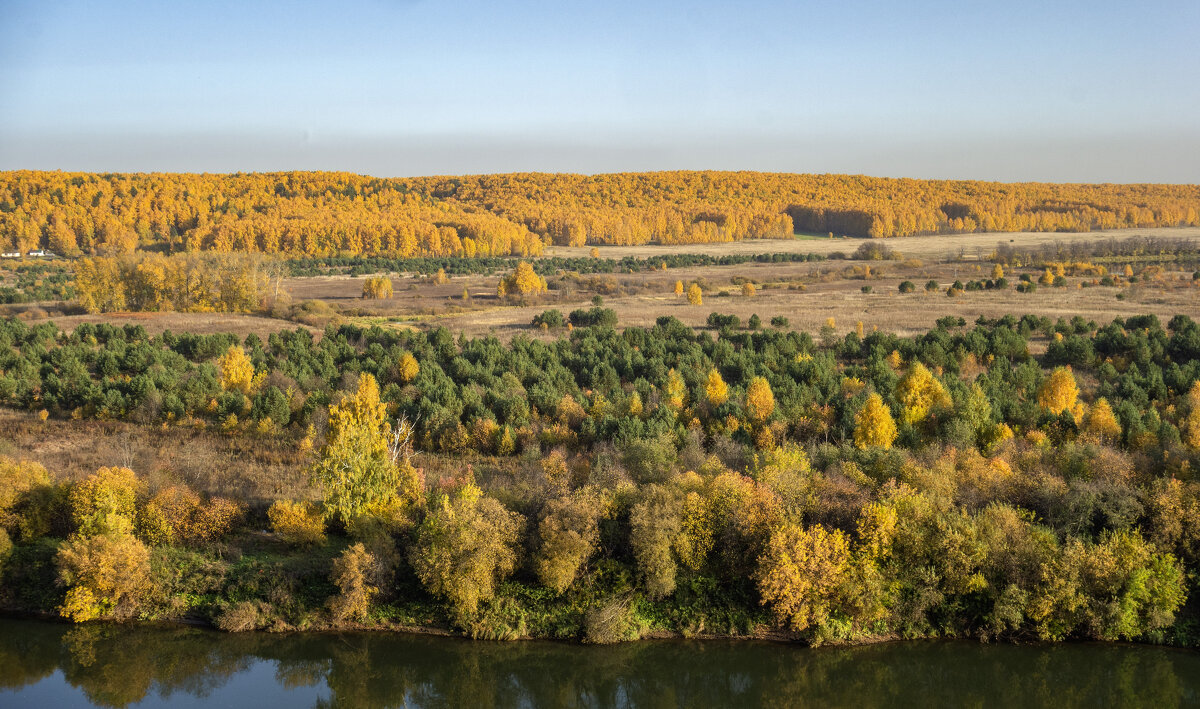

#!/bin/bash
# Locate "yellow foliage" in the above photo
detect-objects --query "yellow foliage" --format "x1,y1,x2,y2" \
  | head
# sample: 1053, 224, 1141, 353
268, 500, 326, 547
705, 369, 728, 407
56, 532, 152, 622
498, 261, 547, 296
0, 457, 52, 538
398, 351, 420, 383
742, 282, 756, 297
218, 345, 258, 395
756, 523, 851, 631
745, 376, 775, 424
991, 263, 1004, 279
854, 393, 897, 449
139, 485, 241, 547
1037, 366, 1080, 418
665, 368, 687, 411
329, 542, 378, 623
673, 280, 684, 296
362, 275, 393, 299
1085, 398, 1122, 442
896, 362, 952, 425
70, 467, 139, 537
686, 282, 703, 305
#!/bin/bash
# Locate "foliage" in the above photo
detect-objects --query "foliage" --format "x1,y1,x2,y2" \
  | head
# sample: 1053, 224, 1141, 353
69, 467, 139, 537
328, 542, 378, 623
310, 373, 404, 525
756, 523, 851, 632
268, 500, 326, 547
56, 532, 152, 622
362, 275, 393, 299
854, 393, 898, 449
410, 481, 523, 618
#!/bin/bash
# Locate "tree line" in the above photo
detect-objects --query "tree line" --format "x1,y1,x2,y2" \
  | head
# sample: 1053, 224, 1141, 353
1, 171, 1197, 257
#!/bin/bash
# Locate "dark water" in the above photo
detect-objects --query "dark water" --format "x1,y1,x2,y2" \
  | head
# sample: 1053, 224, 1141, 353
1, 618, 1198, 708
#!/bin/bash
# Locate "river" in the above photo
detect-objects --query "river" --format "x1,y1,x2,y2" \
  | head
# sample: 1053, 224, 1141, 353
1, 618, 1197, 707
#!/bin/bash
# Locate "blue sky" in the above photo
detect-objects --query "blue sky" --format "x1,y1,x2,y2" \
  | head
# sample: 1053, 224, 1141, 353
1, 0, 1197, 180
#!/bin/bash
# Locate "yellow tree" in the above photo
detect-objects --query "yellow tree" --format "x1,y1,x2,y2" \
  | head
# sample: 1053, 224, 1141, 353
499, 261, 547, 296
398, 352, 420, 383
674, 280, 684, 296
1183, 382, 1200, 450
745, 376, 775, 424
1037, 366, 1080, 418
895, 362, 951, 425
991, 263, 1005, 279
311, 373, 407, 525
756, 522, 850, 631
218, 345, 257, 395
706, 369, 728, 407
664, 368, 687, 410
1084, 397, 1122, 441
854, 393, 897, 449
686, 283, 703, 305
742, 282, 756, 297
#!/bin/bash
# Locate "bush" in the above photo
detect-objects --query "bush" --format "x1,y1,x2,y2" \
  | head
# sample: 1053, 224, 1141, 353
568, 307, 618, 328
268, 500, 326, 547
898, 281, 915, 293
1017, 282, 1037, 293
328, 542, 378, 623
215, 600, 273, 632
861, 285, 873, 294
139, 485, 241, 547
706, 312, 740, 330
532, 309, 564, 328
56, 532, 153, 622
924, 280, 939, 292
69, 467, 139, 537
584, 597, 643, 644
409, 483, 523, 618
771, 316, 790, 328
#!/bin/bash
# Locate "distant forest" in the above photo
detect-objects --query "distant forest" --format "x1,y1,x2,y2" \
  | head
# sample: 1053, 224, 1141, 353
1, 171, 1198, 257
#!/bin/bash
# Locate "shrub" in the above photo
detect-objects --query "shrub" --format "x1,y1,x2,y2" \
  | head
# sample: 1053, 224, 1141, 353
924, 280, 939, 292
568, 307, 617, 328
861, 285, 873, 294
534, 489, 608, 593
532, 309, 565, 329
706, 312, 740, 330
898, 280, 915, 293
328, 542, 378, 623
215, 600, 273, 632
268, 500, 326, 547
771, 316, 790, 328
69, 467, 139, 537
409, 482, 523, 618
139, 485, 241, 547
56, 532, 152, 622
584, 597, 643, 644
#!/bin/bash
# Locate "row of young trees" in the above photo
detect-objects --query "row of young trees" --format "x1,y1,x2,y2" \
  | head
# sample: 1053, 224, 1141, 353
1, 171, 1197, 256
73, 252, 285, 314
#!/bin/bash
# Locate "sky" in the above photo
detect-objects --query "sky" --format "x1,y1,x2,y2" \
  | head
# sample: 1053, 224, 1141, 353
1, 0, 1197, 182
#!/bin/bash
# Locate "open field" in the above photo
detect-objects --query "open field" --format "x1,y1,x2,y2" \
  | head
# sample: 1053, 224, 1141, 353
14, 225, 1200, 341
547, 226, 1200, 260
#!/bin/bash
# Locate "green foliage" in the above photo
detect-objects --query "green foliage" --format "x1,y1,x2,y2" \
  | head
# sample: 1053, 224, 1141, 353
410, 482, 523, 618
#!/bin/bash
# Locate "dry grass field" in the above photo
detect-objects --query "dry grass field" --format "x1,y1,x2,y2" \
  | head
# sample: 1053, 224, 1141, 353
546, 226, 1200, 260
18, 225, 1200, 341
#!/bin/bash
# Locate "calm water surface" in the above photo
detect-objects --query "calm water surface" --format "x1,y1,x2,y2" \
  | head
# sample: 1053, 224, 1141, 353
1, 617, 1198, 708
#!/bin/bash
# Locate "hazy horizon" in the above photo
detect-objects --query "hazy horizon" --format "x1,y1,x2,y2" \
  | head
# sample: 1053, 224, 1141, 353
2, 0, 1198, 183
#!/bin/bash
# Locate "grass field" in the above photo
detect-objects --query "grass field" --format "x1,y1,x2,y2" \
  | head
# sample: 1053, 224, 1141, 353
13, 225, 1199, 340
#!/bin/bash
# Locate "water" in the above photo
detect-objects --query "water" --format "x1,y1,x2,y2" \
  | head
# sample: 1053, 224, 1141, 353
1, 618, 1198, 708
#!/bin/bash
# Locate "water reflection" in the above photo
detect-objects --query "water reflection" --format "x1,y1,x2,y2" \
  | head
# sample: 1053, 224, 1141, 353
1, 618, 1198, 708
